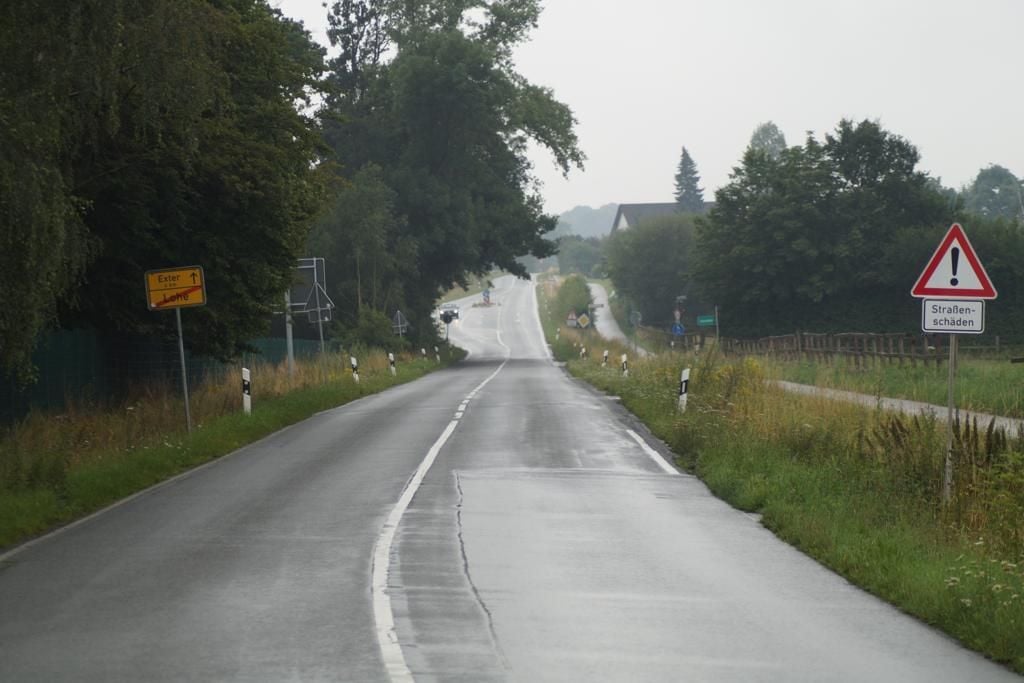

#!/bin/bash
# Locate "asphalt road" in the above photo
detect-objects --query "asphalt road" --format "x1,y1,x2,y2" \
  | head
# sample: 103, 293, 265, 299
0, 275, 1018, 681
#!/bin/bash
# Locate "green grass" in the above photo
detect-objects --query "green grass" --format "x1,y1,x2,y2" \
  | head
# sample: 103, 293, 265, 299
0, 355, 459, 550
773, 356, 1024, 418
538, 279, 1024, 674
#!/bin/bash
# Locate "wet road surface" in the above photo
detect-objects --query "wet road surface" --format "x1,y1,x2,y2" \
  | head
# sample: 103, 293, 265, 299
0, 275, 1018, 681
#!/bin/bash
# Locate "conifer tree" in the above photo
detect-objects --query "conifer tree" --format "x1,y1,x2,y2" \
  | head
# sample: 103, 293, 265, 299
673, 146, 704, 213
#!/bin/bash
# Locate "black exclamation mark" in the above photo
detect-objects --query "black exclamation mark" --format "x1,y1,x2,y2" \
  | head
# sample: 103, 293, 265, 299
950, 247, 960, 286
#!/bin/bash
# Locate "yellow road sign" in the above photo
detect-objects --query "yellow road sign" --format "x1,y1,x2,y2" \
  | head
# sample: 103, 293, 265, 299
577, 313, 591, 329
145, 266, 206, 310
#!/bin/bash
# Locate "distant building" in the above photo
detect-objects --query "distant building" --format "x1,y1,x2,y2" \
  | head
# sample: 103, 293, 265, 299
610, 202, 714, 232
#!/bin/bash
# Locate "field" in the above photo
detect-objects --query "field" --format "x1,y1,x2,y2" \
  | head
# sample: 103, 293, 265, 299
772, 356, 1024, 418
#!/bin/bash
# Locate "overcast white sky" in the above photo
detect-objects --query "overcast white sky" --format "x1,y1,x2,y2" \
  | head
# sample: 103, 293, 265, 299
276, 0, 1024, 215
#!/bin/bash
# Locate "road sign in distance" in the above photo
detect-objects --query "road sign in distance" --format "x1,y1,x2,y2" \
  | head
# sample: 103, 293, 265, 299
577, 313, 591, 329
922, 299, 984, 334
697, 315, 716, 327
671, 322, 685, 336
145, 266, 206, 310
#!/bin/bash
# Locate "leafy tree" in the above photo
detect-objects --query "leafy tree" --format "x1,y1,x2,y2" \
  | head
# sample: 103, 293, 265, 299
308, 164, 414, 331
606, 214, 702, 324
748, 121, 787, 159
556, 235, 604, 276
59, 1, 327, 361
319, 0, 583, 338
696, 119, 948, 335
0, 1, 328, 379
555, 274, 592, 321
673, 147, 705, 212
962, 165, 1024, 221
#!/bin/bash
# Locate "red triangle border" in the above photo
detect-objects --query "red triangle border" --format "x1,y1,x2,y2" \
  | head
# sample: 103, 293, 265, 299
910, 223, 997, 299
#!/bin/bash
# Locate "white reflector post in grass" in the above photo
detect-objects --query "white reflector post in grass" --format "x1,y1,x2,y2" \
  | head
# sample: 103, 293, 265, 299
242, 367, 252, 415
351, 356, 360, 383
388, 352, 396, 376
678, 367, 690, 413
602, 349, 608, 367
621, 353, 629, 377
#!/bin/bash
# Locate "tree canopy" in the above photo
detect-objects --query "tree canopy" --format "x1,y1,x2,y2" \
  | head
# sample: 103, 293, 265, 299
696, 119, 950, 335
316, 0, 583, 335
748, 121, 787, 159
1, 0, 327, 380
962, 165, 1024, 221
1, 0, 584, 381
606, 214, 703, 325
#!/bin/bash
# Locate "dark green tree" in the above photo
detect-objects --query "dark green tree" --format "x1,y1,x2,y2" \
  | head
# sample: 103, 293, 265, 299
673, 147, 705, 213
606, 214, 702, 323
60, 1, 327, 361
319, 0, 583, 338
696, 119, 948, 335
556, 235, 604, 276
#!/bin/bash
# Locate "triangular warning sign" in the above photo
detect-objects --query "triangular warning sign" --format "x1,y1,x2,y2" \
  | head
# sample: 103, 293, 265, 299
911, 223, 996, 299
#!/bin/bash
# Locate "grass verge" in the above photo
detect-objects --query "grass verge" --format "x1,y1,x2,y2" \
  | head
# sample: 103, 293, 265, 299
538, 277, 1024, 674
0, 349, 462, 550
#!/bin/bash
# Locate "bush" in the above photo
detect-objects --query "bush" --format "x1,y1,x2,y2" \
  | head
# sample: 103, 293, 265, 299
554, 273, 592, 321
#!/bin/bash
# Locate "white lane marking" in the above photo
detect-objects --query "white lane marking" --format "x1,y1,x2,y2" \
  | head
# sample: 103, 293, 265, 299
372, 293, 511, 681
455, 411, 464, 418
626, 429, 679, 476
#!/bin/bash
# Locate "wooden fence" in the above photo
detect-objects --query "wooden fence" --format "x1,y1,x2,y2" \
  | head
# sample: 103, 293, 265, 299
719, 332, 949, 367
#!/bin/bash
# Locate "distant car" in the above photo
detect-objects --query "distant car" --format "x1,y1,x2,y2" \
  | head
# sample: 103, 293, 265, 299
439, 303, 460, 320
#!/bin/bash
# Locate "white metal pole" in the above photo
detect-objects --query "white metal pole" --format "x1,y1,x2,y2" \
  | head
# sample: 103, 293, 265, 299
944, 334, 958, 504
284, 290, 295, 379
176, 308, 192, 434
314, 280, 325, 355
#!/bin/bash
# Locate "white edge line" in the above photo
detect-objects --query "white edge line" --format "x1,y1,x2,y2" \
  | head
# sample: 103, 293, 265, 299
626, 429, 679, 476
371, 293, 511, 681
529, 275, 553, 361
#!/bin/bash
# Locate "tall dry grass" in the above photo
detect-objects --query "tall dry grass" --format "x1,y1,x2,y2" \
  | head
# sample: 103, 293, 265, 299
0, 348, 415, 493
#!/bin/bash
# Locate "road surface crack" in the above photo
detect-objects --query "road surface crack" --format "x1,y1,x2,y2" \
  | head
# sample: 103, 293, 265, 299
454, 472, 510, 670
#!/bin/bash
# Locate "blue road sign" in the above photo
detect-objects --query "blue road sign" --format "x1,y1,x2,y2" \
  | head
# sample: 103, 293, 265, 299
671, 322, 685, 336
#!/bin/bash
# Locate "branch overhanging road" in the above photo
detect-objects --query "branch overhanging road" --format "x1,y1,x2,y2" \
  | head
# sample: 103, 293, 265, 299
0, 276, 1017, 681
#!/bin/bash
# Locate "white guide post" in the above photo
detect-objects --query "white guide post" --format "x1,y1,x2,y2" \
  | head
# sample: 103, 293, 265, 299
242, 367, 252, 415
678, 367, 690, 413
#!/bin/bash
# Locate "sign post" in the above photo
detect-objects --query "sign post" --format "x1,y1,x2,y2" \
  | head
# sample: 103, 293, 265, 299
910, 223, 997, 504
146, 266, 206, 434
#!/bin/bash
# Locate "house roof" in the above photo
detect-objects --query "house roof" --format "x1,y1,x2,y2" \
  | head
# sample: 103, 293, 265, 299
611, 203, 680, 232
610, 202, 715, 232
